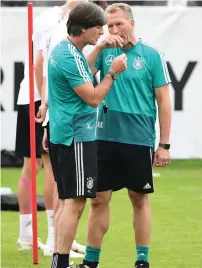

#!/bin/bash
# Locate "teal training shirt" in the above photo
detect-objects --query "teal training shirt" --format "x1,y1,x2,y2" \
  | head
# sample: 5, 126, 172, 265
48, 40, 96, 146
95, 39, 171, 147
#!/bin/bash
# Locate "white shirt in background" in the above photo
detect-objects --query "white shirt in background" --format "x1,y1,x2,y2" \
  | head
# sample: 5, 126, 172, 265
17, 6, 62, 105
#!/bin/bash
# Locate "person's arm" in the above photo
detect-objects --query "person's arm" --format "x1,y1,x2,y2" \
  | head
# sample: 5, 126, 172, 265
74, 54, 127, 107
74, 73, 114, 107
34, 33, 49, 123
35, 50, 44, 99
86, 46, 103, 75
35, 70, 48, 123
152, 50, 172, 167
34, 29, 48, 101
86, 35, 124, 75
35, 50, 48, 123
155, 85, 171, 144
59, 53, 127, 108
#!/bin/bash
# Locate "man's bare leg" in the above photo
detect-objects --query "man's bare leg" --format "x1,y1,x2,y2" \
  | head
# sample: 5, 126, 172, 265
17, 157, 42, 248
82, 191, 112, 268
128, 191, 151, 266
54, 198, 86, 267
42, 153, 55, 249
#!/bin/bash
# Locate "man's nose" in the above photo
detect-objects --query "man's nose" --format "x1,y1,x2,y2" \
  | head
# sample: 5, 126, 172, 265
111, 25, 119, 35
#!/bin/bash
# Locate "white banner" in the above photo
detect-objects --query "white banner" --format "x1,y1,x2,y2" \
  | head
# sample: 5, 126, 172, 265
1, 7, 202, 158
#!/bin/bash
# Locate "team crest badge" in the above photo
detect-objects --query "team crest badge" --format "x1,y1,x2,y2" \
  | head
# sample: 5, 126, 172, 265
86, 177, 94, 190
133, 57, 144, 70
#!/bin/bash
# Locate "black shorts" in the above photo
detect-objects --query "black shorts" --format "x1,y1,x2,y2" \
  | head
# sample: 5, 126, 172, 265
15, 101, 44, 158
50, 141, 97, 199
46, 122, 51, 150
97, 140, 154, 194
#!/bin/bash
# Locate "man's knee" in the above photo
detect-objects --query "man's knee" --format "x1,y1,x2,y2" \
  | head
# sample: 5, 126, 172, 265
53, 189, 59, 212
128, 191, 149, 210
22, 157, 42, 176
89, 192, 112, 234
42, 153, 52, 169
90, 191, 112, 210
36, 159, 42, 172
65, 198, 86, 219
54, 200, 64, 222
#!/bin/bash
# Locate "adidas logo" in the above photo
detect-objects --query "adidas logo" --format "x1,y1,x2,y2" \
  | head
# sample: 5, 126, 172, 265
143, 183, 151, 189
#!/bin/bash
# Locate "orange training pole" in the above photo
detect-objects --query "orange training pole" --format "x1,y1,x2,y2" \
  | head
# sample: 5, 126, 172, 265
28, 3, 38, 264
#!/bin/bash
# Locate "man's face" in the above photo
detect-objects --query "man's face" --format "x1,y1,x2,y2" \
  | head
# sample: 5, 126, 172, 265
83, 26, 104, 46
107, 9, 135, 45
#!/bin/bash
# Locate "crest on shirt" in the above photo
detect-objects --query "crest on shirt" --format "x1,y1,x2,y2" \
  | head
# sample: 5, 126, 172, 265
105, 55, 115, 66
133, 57, 144, 70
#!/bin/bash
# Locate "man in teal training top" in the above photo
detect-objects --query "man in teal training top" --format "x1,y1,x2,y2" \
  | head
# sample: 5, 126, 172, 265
48, 2, 127, 268
78, 3, 172, 268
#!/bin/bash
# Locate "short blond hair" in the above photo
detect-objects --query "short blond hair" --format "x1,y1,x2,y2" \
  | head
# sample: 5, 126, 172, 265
106, 3, 134, 20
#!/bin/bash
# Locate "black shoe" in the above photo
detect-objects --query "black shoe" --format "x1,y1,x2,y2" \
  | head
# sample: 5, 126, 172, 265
135, 261, 149, 268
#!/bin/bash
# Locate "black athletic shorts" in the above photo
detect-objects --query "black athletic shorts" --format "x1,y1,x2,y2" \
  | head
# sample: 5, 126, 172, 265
50, 141, 97, 199
97, 140, 154, 194
46, 122, 51, 150
15, 100, 44, 158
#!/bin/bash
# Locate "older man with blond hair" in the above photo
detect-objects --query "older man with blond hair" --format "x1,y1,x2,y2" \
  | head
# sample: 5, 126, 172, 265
78, 3, 171, 268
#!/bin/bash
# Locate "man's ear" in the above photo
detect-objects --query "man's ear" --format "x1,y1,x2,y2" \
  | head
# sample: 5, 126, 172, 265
131, 19, 135, 29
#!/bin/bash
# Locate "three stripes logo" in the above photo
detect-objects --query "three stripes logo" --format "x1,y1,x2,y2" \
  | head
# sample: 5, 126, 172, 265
51, 254, 58, 268
143, 183, 151, 190
68, 44, 91, 83
74, 142, 85, 196
74, 142, 95, 196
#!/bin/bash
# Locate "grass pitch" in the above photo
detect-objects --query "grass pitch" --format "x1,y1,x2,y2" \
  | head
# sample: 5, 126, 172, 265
1, 160, 202, 268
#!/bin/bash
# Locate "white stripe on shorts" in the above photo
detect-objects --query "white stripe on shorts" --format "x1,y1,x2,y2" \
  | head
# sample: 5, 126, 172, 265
74, 141, 79, 196
74, 142, 85, 196
80, 142, 84, 196
150, 147, 153, 167
52, 254, 58, 268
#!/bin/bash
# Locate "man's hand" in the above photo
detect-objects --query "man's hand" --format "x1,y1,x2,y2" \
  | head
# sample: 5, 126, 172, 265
110, 53, 127, 74
35, 103, 48, 123
42, 128, 49, 152
153, 146, 170, 167
96, 34, 124, 50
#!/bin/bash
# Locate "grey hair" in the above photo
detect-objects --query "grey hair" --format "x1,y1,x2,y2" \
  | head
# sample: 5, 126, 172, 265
106, 3, 134, 20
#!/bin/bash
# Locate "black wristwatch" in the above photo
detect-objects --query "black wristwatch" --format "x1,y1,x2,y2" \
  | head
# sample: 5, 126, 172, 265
107, 71, 118, 80
159, 143, 170, 150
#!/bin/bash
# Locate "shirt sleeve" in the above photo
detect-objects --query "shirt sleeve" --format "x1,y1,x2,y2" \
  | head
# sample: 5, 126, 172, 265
33, 27, 49, 68
59, 54, 92, 89
38, 34, 48, 52
33, 18, 46, 51
151, 50, 171, 88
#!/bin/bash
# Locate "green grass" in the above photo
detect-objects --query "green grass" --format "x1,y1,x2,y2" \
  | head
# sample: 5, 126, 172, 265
1, 160, 202, 268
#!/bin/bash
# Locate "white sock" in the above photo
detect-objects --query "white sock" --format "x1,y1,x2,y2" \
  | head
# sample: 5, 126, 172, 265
46, 210, 54, 234
19, 214, 32, 242
46, 210, 54, 246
